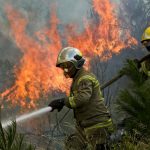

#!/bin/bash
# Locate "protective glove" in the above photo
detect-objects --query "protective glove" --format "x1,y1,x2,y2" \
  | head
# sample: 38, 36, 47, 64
48, 98, 65, 112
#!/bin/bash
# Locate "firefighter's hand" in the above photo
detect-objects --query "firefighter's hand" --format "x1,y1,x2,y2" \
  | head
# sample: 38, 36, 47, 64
48, 98, 65, 112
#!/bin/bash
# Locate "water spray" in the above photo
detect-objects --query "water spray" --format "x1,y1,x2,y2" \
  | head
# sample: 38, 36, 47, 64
2, 106, 52, 128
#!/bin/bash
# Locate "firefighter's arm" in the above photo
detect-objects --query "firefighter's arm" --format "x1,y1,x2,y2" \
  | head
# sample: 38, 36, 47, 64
64, 79, 93, 108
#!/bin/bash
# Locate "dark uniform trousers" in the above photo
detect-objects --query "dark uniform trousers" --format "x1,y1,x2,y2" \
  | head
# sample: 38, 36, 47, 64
65, 123, 113, 150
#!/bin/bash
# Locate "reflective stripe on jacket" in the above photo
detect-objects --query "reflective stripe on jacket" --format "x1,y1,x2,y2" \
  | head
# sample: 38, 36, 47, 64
141, 60, 150, 77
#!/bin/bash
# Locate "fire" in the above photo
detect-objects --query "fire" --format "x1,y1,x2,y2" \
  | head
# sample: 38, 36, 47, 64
1, 0, 137, 108
2, 5, 70, 108
66, 0, 137, 60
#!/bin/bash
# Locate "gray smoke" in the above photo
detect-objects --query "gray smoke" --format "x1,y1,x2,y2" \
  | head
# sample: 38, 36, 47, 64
0, 0, 91, 35
0, 0, 92, 61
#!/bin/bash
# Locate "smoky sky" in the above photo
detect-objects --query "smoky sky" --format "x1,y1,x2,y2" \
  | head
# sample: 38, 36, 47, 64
0, 0, 91, 35
0, 0, 92, 61
0, 0, 131, 63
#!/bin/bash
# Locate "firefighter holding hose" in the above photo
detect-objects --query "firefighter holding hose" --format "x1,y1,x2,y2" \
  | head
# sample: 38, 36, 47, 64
49, 47, 113, 150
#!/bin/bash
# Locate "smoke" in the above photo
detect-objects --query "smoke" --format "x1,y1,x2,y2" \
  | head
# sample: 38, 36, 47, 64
0, 0, 123, 62
0, 0, 141, 107
0, 0, 91, 34
0, 0, 92, 61
56, 0, 91, 25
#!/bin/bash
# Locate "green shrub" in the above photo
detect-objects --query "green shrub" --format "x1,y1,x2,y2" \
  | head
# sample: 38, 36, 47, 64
0, 121, 35, 150
115, 60, 150, 149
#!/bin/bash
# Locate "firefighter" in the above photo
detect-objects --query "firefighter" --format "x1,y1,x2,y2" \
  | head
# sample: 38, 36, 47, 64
140, 26, 150, 77
49, 47, 113, 150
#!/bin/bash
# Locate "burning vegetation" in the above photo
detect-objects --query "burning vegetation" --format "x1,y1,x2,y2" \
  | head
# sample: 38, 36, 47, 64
0, 0, 137, 108
0, 0, 150, 149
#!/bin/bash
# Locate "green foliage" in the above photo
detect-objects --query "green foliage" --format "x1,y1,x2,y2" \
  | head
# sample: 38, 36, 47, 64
120, 59, 145, 85
0, 121, 35, 150
117, 60, 150, 139
112, 133, 150, 150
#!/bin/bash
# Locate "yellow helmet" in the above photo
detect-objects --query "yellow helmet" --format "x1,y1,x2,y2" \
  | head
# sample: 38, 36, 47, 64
141, 26, 150, 43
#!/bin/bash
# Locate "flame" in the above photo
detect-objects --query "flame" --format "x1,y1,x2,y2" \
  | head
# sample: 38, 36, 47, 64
2, 5, 70, 108
1, 0, 137, 108
66, 0, 137, 60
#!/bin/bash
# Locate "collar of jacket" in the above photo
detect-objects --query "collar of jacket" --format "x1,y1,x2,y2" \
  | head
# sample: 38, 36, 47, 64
73, 67, 85, 81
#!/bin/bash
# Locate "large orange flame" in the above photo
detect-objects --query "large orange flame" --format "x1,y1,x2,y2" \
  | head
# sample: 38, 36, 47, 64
66, 0, 137, 60
2, 5, 70, 108
1, 0, 137, 108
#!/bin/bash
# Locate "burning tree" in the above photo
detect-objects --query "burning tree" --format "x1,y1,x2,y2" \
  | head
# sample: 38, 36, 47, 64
0, 0, 148, 148
0, 0, 137, 109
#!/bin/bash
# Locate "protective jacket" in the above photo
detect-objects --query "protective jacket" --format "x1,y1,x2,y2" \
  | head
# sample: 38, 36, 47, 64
141, 59, 150, 77
64, 67, 112, 128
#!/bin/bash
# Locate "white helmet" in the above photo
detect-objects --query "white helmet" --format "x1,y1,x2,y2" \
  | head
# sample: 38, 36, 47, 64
56, 47, 85, 69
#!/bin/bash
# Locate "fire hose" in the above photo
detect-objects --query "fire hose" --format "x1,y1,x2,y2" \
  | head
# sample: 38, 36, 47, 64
2, 107, 53, 128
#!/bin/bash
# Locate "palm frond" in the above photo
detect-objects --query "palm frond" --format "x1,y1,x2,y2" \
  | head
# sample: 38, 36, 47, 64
6, 121, 17, 149
120, 59, 145, 86
116, 60, 150, 138
0, 120, 7, 150
0, 121, 35, 150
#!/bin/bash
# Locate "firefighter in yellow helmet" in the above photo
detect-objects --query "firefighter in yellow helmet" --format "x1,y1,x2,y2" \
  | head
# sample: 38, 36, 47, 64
140, 26, 150, 77
49, 47, 113, 150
